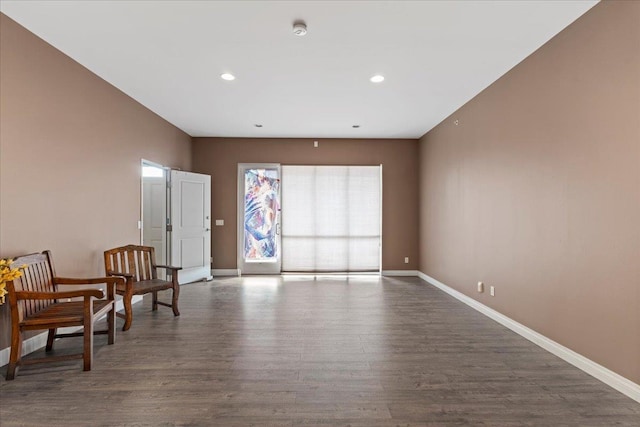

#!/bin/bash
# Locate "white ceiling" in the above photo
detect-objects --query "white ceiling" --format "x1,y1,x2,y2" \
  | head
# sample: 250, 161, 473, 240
1, 1, 598, 139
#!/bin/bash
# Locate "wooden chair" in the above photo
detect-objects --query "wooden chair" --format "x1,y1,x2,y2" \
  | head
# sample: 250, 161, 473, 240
103, 245, 181, 331
5, 250, 121, 380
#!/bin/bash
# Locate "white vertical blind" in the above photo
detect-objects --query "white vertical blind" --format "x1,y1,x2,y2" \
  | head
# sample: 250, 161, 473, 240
281, 165, 381, 272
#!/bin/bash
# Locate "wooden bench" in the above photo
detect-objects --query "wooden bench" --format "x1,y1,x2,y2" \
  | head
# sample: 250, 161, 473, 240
5, 250, 122, 380
104, 245, 181, 331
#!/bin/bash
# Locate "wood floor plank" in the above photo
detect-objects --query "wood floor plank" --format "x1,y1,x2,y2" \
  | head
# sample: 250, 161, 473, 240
1, 276, 638, 426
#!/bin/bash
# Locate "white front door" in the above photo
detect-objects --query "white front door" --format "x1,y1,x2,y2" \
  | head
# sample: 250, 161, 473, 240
170, 170, 212, 284
237, 164, 281, 275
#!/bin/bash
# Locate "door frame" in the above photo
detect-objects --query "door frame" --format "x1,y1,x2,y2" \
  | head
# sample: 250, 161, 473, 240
140, 159, 169, 278
237, 163, 282, 275
140, 159, 169, 246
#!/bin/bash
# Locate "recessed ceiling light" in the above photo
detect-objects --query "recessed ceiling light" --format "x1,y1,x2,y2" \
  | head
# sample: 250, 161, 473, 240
370, 75, 385, 83
352, 125, 360, 128
254, 124, 263, 128
221, 73, 235, 81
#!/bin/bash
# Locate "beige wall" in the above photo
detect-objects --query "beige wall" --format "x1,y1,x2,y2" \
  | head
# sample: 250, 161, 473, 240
0, 14, 192, 348
419, 1, 640, 384
191, 138, 419, 271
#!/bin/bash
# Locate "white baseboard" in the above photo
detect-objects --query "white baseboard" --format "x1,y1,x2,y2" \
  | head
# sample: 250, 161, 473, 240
0, 296, 142, 368
212, 269, 240, 277
382, 270, 419, 277
417, 271, 640, 403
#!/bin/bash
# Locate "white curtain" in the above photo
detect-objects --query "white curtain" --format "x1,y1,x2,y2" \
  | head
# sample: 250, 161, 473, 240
281, 165, 381, 272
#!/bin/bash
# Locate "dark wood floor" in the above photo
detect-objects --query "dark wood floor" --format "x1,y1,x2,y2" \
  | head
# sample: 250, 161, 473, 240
1, 275, 639, 426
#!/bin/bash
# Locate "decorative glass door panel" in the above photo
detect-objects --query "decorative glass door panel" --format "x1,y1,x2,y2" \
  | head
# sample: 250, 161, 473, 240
237, 164, 281, 274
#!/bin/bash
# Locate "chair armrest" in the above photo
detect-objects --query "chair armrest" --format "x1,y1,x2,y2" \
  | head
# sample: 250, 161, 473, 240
53, 276, 122, 300
105, 270, 134, 278
16, 289, 104, 301
54, 276, 125, 286
155, 265, 182, 271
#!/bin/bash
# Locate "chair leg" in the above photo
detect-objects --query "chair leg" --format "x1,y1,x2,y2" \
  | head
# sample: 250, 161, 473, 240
172, 282, 180, 317
107, 303, 116, 345
122, 291, 133, 331
83, 303, 94, 372
6, 330, 22, 380
46, 328, 56, 351
83, 325, 93, 372
152, 291, 158, 311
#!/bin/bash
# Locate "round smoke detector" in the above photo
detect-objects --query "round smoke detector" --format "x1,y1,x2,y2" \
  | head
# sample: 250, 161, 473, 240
293, 21, 307, 36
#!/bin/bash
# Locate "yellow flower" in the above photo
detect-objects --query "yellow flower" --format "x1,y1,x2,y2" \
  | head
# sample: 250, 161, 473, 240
0, 259, 27, 305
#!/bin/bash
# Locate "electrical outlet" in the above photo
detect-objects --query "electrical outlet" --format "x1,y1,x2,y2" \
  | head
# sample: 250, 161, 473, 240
404, 257, 409, 264
477, 282, 484, 293
314, 140, 319, 147
490, 286, 495, 297
215, 219, 224, 226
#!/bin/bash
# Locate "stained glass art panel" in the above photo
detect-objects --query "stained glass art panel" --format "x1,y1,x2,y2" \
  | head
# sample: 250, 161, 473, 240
243, 169, 280, 261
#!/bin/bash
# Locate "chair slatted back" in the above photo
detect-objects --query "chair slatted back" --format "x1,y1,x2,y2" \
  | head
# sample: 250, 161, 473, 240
7, 251, 57, 322
104, 245, 157, 281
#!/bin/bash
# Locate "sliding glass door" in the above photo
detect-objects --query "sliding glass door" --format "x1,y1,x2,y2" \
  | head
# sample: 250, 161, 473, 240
237, 164, 381, 274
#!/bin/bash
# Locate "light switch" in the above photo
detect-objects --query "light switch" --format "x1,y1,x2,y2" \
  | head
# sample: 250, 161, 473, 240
215, 219, 224, 226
